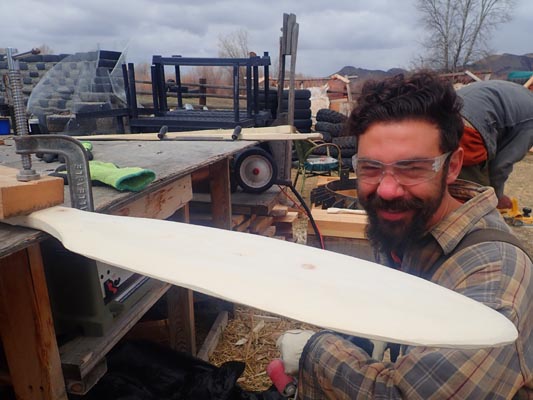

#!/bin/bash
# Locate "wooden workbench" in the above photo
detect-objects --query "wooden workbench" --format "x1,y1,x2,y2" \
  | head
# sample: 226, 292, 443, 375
0, 138, 255, 399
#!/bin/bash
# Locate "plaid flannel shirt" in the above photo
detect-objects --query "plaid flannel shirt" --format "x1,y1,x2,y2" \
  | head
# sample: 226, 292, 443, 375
298, 182, 533, 399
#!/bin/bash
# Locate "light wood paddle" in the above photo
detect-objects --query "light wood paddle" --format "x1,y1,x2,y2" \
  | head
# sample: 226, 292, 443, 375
3, 206, 517, 349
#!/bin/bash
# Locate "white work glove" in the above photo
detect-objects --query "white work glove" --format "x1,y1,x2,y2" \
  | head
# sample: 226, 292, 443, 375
276, 329, 316, 375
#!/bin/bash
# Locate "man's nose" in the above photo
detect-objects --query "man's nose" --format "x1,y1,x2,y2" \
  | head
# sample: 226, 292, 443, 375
376, 171, 405, 200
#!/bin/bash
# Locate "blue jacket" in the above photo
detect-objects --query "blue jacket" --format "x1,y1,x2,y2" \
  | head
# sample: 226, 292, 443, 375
457, 80, 533, 198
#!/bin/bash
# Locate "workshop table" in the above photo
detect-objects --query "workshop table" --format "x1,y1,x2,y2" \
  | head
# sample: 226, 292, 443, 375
0, 138, 255, 399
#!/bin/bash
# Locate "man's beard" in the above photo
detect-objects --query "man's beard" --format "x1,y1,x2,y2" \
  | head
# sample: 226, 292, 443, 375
359, 177, 446, 256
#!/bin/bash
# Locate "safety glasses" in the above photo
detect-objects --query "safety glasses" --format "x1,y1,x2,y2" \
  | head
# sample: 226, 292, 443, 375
352, 152, 452, 186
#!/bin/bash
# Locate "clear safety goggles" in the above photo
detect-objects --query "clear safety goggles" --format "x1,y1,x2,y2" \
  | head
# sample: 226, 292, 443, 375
352, 152, 452, 186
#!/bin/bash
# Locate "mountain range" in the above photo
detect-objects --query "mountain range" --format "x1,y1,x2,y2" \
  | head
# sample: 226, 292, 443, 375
335, 53, 533, 80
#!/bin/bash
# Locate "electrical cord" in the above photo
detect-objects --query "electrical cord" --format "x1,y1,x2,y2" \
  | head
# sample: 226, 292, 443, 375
276, 179, 325, 250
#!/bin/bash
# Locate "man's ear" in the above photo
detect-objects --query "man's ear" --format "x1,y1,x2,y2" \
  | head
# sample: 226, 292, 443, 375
447, 148, 464, 184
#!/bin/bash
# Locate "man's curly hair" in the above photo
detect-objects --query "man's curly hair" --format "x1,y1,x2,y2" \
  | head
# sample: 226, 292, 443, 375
347, 70, 464, 153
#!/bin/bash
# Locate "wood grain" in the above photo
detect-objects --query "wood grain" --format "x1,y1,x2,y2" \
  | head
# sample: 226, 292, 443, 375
0, 166, 64, 219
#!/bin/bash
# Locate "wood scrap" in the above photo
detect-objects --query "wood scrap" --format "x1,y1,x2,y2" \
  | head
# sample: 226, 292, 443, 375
249, 216, 274, 234
233, 216, 254, 233
308, 208, 367, 239
231, 214, 247, 227
0, 166, 64, 219
273, 211, 298, 224
256, 225, 276, 238
269, 204, 289, 217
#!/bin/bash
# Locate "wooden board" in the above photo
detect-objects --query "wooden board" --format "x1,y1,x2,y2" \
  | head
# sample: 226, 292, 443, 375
3, 206, 518, 348
309, 208, 368, 239
73, 125, 322, 142
0, 166, 64, 219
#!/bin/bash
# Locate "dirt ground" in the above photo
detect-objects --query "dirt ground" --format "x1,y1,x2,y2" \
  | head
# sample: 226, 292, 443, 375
503, 151, 533, 257
210, 152, 533, 391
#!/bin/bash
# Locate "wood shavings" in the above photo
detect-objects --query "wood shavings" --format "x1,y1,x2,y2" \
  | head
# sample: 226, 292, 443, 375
208, 305, 317, 392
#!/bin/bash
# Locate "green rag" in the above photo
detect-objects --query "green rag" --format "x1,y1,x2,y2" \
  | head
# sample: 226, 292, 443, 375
89, 161, 156, 192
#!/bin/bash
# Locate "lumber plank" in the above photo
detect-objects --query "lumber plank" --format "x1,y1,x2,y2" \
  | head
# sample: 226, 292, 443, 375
257, 225, 276, 237
270, 204, 289, 217
73, 126, 322, 142
196, 311, 228, 361
273, 211, 299, 224
308, 208, 368, 239
0, 166, 64, 219
249, 216, 274, 234
233, 215, 254, 232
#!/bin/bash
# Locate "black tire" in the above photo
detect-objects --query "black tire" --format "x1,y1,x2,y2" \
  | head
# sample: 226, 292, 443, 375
316, 108, 347, 124
312, 145, 340, 157
271, 108, 311, 120
293, 118, 312, 131
315, 121, 344, 137
332, 136, 357, 149
281, 99, 311, 109
234, 147, 278, 193
315, 131, 332, 142
282, 89, 311, 99
292, 109, 312, 119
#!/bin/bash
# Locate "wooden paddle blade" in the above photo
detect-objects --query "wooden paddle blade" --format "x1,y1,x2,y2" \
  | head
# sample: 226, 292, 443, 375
4, 206, 517, 348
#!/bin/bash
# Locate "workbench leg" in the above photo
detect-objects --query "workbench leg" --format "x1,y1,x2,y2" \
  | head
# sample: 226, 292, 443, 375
167, 286, 196, 355
0, 245, 67, 400
166, 204, 197, 355
209, 158, 234, 314
209, 158, 232, 230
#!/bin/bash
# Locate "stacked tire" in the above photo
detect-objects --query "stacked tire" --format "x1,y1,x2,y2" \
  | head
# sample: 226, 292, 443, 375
258, 89, 312, 133
281, 89, 312, 133
314, 108, 357, 170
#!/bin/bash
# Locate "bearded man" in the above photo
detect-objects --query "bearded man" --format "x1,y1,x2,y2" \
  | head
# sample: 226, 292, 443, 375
278, 71, 533, 399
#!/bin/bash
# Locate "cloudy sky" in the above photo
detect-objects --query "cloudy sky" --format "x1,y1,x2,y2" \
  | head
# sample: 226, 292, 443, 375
2, 0, 532, 77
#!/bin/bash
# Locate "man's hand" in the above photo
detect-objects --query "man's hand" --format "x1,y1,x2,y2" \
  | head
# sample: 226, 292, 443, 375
276, 329, 316, 375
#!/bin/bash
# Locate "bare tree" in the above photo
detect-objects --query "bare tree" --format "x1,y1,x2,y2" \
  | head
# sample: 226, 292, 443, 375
416, 0, 515, 72
218, 29, 250, 59
37, 44, 54, 55
217, 29, 253, 87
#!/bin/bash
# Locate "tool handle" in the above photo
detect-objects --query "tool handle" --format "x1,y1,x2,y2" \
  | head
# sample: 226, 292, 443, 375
267, 359, 296, 397
157, 125, 169, 140
231, 125, 243, 140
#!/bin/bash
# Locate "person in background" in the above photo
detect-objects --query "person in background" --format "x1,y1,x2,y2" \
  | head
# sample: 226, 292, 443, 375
277, 71, 533, 399
457, 79, 533, 209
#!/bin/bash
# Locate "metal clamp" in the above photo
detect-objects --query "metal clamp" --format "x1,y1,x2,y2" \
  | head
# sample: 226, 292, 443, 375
14, 135, 94, 212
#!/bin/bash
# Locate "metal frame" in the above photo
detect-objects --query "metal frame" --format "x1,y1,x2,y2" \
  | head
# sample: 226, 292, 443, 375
120, 53, 272, 132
